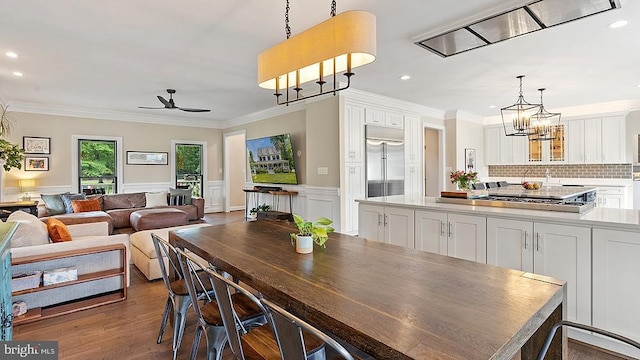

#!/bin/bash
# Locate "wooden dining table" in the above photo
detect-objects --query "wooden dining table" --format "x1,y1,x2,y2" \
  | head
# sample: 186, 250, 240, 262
169, 220, 566, 360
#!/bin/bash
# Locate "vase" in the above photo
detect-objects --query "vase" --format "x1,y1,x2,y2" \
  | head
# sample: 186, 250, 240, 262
458, 182, 472, 191
294, 235, 313, 254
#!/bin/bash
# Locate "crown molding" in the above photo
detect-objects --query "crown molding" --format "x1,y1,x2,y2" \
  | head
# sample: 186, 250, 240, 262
444, 110, 484, 124
223, 101, 306, 128
341, 87, 446, 119
5, 101, 224, 129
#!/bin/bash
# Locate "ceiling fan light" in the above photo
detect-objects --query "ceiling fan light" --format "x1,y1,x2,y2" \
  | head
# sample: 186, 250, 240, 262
258, 10, 376, 90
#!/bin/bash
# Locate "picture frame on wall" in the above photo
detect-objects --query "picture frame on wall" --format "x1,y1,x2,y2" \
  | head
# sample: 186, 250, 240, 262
25, 157, 49, 171
126, 151, 169, 165
23, 136, 51, 154
465, 148, 476, 172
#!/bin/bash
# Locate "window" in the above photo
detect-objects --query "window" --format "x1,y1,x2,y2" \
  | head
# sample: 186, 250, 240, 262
175, 143, 203, 197
78, 139, 117, 194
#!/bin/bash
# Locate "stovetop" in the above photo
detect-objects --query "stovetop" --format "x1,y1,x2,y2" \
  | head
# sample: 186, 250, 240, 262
436, 196, 595, 213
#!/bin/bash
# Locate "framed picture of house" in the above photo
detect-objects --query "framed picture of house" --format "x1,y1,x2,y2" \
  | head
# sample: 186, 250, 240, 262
465, 148, 476, 172
126, 151, 168, 165
23, 136, 51, 154
25, 157, 49, 171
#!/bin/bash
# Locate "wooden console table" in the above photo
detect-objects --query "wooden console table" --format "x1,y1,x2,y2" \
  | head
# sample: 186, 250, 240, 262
243, 188, 298, 221
0, 201, 39, 220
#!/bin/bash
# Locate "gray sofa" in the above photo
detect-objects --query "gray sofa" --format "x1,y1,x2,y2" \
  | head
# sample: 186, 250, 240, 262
38, 192, 205, 233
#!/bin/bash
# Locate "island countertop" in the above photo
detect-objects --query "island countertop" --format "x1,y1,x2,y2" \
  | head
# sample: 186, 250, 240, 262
356, 196, 640, 231
487, 185, 597, 199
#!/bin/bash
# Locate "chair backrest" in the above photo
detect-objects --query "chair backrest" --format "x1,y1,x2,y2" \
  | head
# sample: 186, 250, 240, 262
151, 233, 184, 293
177, 248, 267, 360
485, 182, 499, 188
176, 248, 215, 329
472, 182, 486, 190
261, 298, 354, 360
497, 181, 509, 187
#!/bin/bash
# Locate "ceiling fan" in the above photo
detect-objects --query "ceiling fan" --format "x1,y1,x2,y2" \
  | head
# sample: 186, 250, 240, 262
139, 89, 211, 112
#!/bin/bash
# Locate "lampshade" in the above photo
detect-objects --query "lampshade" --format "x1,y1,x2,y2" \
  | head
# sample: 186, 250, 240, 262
258, 10, 376, 90
19, 178, 36, 192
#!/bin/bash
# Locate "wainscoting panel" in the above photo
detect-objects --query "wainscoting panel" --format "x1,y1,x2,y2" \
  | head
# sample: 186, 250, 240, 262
205, 181, 224, 213
303, 186, 341, 233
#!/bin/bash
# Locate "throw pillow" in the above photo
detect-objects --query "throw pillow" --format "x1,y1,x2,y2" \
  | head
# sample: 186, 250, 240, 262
169, 188, 192, 205
46, 218, 72, 242
145, 191, 168, 208
7, 210, 50, 248
71, 198, 101, 213
40, 193, 70, 215
169, 194, 185, 206
61, 193, 86, 214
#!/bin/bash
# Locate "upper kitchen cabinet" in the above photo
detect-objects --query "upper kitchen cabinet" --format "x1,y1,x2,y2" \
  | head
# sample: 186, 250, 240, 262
484, 127, 501, 165
365, 107, 403, 129
344, 104, 365, 163
567, 116, 626, 164
528, 125, 565, 163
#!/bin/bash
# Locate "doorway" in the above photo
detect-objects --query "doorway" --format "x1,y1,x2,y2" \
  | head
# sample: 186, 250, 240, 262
223, 131, 246, 212
424, 127, 443, 197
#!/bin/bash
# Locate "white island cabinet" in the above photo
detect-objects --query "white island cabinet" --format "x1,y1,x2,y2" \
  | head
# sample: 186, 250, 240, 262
358, 203, 414, 248
592, 228, 640, 359
415, 210, 486, 263
487, 219, 591, 326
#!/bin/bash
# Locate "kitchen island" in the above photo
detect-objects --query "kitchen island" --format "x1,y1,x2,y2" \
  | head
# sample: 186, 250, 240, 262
357, 195, 640, 358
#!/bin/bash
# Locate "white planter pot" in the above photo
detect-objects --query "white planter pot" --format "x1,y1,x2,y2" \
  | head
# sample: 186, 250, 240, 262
295, 235, 313, 254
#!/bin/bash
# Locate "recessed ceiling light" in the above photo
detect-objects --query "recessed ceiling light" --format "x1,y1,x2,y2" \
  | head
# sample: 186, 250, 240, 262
399, 75, 411, 80
5, 51, 18, 58
609, 20, 628, 28
12, 71, 23, 77
489, 105, 496, 109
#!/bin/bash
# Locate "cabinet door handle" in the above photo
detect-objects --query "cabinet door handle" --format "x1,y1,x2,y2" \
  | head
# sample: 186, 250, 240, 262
440, 221, 445, 236
535, 233, 541, 252
448, 222, 453, 238
383, 214, 388, 226
524, 231, 529, 249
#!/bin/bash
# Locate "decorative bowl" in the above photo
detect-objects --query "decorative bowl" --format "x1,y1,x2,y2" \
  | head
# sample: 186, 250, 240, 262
522, 181, 542, 190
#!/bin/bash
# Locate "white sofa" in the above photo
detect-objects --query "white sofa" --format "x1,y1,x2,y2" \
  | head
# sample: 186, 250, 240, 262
9, 210, 130, 310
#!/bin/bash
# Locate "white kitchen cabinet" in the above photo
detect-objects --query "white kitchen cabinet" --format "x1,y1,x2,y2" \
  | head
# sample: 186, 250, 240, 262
415, 210, 486, 263
404, 164, 421, 199
358, 204, 414, 248
484, 127, 501, 165
601, 116, 626, 163
487, 219, 591, 325
595, 186, 627, 209
592, 228, 640, 358
404, 116, 421, 163
571, 116, 625, 164
344, 104, 365, 163
343, 164, 365, 235
584, 118, 603, 163
365, 107, 403, 129
567, 119, 585, 163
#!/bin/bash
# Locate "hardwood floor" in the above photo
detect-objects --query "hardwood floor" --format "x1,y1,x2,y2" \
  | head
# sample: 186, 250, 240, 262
12, 211, 636, 359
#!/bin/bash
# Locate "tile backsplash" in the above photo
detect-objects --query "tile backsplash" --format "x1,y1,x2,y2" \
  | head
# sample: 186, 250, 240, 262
488, 164, 632, 179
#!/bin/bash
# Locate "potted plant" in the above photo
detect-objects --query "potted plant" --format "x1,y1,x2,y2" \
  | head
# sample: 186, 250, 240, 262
0, 103, 24, 171
249, 203, 270, 220
289, 214, 334, 254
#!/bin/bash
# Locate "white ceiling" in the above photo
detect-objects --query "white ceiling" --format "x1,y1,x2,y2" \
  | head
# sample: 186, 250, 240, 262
1, 0, 639, 127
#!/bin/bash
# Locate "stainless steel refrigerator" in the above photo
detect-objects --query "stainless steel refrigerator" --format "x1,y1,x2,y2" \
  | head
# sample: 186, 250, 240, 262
366, 125, 404, 198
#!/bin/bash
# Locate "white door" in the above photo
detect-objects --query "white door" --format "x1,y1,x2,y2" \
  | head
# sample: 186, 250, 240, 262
486, 218, 533, 271
593, 228, 640, 359
415, 210, 447, 255
533, 222, 591, 324
358, 204, 384, 242
384, 207, 415, 249
447, 214, 487, 263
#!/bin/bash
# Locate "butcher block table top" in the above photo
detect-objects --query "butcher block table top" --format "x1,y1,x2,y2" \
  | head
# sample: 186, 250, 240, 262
170, 220, 565, 359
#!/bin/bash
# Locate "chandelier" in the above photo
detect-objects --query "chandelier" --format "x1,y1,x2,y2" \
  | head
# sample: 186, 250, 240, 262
258, 0, 377, 105
500, 75, 540, 136
528, 88, 561, 141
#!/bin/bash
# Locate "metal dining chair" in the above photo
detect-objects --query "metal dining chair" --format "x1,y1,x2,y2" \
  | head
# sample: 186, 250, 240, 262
261, 298, 355, 360
177, 249, 266, 360
187, 253, 328, 360
536, 321, 640, 360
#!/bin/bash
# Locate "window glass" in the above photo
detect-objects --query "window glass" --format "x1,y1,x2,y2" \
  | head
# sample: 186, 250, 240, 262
79, 139, 117, 194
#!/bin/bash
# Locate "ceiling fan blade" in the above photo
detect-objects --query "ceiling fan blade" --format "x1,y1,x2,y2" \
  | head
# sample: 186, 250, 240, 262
179, 108, 211, 112
157, 95, 172, 107
138, 106, 167, 109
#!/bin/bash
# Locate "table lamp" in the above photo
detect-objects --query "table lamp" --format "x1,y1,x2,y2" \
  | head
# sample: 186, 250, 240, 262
19, 178, 36, 201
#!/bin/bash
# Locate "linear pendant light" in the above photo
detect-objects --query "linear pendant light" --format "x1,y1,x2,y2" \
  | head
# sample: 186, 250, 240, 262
258, 1, 376, 105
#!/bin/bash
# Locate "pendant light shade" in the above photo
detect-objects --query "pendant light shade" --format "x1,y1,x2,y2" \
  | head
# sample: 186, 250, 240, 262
528, 88, 561, 141
258, 7, 376, 105
501, 75, 540, 136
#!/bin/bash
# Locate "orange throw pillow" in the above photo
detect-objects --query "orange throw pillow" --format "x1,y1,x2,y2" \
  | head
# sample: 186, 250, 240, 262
47, 218, 72, 242
71, 198, 101, 213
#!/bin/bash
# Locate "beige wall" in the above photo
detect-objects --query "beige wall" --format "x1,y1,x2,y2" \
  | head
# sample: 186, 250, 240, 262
4, 112, 222, 188
227, 132, 246, 207
305, 96, 340, 187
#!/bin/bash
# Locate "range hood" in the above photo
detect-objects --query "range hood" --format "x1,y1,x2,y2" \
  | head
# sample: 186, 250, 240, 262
415, 0, 622, 57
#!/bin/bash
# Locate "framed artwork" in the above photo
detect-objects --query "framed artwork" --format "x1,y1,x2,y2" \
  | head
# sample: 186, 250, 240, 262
126, 151, 168, 165
465, 148, 476, 172
25, 157, 49, 171
23, 136, 51, 154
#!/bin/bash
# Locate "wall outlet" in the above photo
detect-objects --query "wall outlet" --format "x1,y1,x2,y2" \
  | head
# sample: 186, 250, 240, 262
317, 167, 328, 175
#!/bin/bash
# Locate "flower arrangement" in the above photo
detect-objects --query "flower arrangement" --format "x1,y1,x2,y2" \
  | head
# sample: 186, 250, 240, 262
450, 170, 478, 191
